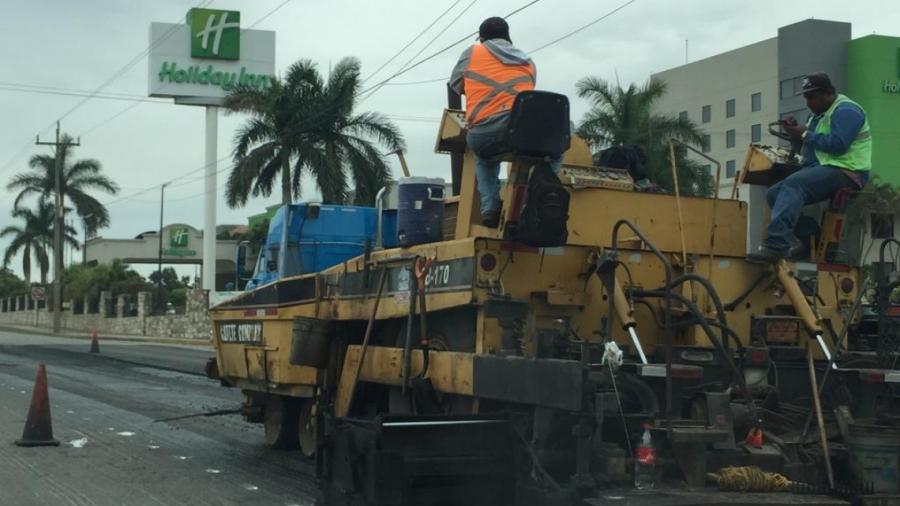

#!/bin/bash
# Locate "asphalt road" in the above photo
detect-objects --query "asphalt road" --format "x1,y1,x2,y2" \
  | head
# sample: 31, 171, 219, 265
0, 329, 320, 506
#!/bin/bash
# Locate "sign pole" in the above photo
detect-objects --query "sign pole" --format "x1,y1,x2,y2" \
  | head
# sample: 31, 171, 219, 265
156, 182, 169, 311
203, 105, 218, 293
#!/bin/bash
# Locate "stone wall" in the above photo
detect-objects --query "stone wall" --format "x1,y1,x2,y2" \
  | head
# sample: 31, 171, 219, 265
0, 288, 211, 341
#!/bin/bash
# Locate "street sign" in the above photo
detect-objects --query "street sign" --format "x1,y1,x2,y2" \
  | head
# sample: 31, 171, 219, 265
31, 286, 45, 301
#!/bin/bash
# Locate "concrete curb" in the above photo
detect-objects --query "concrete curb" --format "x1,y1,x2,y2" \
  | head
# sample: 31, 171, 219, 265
0, 323, 212, 348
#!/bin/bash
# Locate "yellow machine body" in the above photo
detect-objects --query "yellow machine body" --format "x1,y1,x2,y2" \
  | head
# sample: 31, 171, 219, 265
210, 110, 860, 409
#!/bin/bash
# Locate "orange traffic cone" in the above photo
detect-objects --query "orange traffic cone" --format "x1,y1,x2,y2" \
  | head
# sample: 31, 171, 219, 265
745, 426, 763, 449
90, 329, 100, 354
15, 363, 60, 447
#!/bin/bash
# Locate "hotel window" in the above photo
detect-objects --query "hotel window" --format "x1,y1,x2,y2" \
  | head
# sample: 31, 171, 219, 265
751, 92, 762, 112
726, 129, 736, 148
726, 98, 735, 118
780, 76, 804, 99
751, 123, 761, 143
679, 111, 688, 121
872, 214, 895, 239
702, 135, 711, 153
726, 160, 736, 178
702, 105, 711, 123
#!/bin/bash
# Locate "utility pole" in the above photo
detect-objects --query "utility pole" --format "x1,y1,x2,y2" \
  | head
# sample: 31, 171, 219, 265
157, 183, 169, 313
36, 121, 79, 334
81, 213, 93, 265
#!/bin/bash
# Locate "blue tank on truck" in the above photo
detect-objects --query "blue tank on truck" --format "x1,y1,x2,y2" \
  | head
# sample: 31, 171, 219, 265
244, 203, 397, 291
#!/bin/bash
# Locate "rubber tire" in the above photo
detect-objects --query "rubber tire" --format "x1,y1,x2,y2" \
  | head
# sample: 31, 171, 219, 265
297, 399, 317, 458
264, 395, 300, 450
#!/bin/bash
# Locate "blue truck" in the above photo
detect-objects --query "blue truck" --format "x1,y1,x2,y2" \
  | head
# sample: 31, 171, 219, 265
241, 202, 397, 291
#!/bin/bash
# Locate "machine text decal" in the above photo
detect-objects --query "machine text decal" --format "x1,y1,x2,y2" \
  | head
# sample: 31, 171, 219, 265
219, 322, 263, 344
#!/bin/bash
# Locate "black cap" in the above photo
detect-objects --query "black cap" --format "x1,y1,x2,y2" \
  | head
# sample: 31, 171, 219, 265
800, 72, 835, 95
479, 17, 510, 43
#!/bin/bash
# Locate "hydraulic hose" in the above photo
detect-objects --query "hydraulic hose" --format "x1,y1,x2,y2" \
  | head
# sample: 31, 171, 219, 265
724, 271, 772, 312
610, 219, 675, 421
650, 273, 730, 345
632, 287, 756, 419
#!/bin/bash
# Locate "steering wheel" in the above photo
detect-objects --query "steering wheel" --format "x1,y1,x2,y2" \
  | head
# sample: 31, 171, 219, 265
768, 121, 803, 159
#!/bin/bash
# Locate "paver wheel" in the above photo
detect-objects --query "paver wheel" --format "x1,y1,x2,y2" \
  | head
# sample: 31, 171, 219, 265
264, 395, 300, 450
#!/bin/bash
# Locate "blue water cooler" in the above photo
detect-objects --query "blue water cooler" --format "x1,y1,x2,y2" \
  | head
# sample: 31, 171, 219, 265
397, 177, 445, 247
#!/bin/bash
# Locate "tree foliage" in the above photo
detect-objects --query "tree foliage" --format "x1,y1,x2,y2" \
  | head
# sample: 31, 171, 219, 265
236, 218, 270, 254
845, 175, 900, 226
576, 77, 713, 196
63, 260, 149, 301
7, 134, 119, 236
1, 198, 79, 284
224, 57, 405, 207
149, 267, 193, 311
0, 268, 28, 298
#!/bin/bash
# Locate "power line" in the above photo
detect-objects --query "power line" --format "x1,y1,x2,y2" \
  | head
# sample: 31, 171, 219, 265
0, 0, 213, 178
360, 0, 478, 101
100, 153, 234, 207
357, 0, 542, 98
246, 0, 293, 30
98, 0, 540, 212
364, 0, 637, 90
382, 77, 448, 86
528, 0, 636, 54
55, 0, 215, 124
0, 83, 171, 104
362, 0, 465, 84
75, 1, 295, 139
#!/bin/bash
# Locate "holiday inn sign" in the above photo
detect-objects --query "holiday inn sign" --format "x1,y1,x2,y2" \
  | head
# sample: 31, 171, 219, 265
881, 47, 900, 95
147, 8, 275, 102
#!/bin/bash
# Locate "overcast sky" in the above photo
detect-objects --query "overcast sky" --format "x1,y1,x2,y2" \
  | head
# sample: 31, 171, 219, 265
1, 0, 898, 281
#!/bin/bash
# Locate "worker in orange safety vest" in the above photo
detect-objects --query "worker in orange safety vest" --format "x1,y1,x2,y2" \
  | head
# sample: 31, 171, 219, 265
449, 17, 559, 228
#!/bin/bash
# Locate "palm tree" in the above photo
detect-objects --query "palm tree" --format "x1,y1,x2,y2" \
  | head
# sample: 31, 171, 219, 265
576, 77, 713, 196
7, 135, 119, 236
224, 57, 405, 207
1, 199, 79, 284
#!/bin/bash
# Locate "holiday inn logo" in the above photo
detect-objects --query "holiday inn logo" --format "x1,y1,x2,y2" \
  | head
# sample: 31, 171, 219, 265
169, 227, 190, 248
164, 227, 196, 257
189, 8, 240, 60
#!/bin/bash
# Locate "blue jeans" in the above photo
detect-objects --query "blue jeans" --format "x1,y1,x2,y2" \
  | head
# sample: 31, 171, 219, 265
764, 164, 860, 252
466, 127, 562, 215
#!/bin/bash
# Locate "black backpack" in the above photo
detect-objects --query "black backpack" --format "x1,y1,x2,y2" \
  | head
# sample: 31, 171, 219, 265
598, 144, 648, 181
515, 162, 570, 247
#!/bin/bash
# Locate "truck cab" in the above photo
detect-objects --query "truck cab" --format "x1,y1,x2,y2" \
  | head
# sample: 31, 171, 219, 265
244, 202, 392, 291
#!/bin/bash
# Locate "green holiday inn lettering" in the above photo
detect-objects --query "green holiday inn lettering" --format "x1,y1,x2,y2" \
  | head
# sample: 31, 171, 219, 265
884, 80, 900, 94
162, 247, 198, 257
158, 62, 271, 92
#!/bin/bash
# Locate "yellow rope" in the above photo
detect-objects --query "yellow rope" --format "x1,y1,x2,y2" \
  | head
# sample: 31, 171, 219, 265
709, 466, 792, 492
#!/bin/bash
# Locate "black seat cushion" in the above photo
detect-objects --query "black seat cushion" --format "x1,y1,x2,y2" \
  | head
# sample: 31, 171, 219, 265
475, 91, 570, 159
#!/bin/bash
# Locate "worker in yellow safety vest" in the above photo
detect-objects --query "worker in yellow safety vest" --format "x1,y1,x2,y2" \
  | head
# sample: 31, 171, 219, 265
449, 17, 557, 228
748, 72, 871, 263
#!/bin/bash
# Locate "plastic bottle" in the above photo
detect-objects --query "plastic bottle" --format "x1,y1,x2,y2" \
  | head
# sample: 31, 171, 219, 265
634, 423, 656, 490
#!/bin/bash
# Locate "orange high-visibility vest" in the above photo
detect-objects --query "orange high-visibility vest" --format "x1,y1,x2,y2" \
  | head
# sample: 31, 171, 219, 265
463, 43, 535, 127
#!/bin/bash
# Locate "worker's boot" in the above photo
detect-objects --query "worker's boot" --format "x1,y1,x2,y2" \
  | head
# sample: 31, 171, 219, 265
481, 209, 500, 228
747, 245, 788, 264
